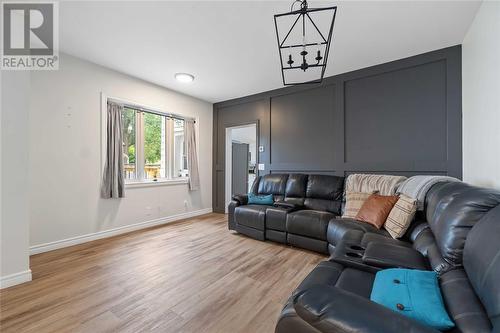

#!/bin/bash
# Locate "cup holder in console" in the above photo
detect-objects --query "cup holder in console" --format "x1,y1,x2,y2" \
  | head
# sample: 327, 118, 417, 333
350, 245, 365, 251
345, 252, 363, 258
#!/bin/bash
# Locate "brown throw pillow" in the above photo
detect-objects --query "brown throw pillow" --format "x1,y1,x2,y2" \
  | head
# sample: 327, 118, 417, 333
384, 195, 417, 239
343, 191, 374, 219
355, 194, 399, 229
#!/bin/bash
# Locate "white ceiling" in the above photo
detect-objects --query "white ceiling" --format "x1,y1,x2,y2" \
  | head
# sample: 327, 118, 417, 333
59, 1, 481, 103
231, 125, 257, 144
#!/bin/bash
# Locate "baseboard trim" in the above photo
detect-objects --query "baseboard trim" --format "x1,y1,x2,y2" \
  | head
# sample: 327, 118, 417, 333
0, 270, 32, 289
30, 208, 213, 255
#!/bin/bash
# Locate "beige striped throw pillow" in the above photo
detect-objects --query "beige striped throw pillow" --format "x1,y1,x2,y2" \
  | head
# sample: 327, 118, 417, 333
343, 191, 374, 219
384, 194, 417, 239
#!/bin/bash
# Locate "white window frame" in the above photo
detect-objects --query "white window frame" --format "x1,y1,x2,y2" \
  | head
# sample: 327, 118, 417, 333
100, 93, 193, 188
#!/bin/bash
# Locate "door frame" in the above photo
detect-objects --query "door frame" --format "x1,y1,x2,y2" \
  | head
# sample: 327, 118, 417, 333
224, 122, 258, 213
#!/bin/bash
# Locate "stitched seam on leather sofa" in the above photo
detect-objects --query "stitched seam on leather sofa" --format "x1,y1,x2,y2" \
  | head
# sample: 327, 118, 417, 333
479, 249, 500, 291
453, 312, 487, 320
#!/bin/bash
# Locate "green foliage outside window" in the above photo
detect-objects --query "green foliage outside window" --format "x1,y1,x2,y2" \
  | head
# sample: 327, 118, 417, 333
122, 108, 136, 164
144, 113, 162, 164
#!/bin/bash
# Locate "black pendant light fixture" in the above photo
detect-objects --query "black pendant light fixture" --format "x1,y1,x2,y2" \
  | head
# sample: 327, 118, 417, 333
274, 0, 337, 85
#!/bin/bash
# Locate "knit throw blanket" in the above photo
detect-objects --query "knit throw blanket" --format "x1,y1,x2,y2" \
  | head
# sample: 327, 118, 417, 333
345, 174, 408, 196
397, 175, 460, 210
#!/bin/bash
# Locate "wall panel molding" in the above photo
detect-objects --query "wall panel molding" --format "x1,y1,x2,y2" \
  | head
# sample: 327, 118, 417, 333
212, 46, 462, 212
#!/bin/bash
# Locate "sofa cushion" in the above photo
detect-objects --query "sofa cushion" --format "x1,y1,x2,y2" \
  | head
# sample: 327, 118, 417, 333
287, 210, 335, 241
343, 191, 373, 219
234, 205, 269, 230
284, 174, 308, 206
345, 173, 407, 196
304, 175, 344, 214
385, 195, 418, 239
292, 285, 438, 333
247, 193, 273, 205
266, 206, 289, 231
293, 261, 374, 298
370, 269, 454, 331
257, 174, 288, 201
277, 261, 374, 333
355, 194, 399, 229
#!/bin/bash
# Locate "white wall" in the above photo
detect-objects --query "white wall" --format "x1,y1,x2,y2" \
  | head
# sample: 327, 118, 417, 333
29, 53, 212, 249
462, 1, 500, 190
1, 71, 32, 288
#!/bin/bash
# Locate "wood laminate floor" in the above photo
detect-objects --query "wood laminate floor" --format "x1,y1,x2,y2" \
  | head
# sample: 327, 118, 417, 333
0, 213, 325, 333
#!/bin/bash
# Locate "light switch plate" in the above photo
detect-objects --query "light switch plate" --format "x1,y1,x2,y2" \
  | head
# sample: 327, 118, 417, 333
258, 163, 265, 171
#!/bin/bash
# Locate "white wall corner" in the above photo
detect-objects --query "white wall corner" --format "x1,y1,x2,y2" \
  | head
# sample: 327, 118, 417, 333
462, 1, 500, 189
1, 71, 32, 290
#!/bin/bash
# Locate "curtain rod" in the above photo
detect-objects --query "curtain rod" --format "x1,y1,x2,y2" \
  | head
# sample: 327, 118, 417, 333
107, 96, 196, 123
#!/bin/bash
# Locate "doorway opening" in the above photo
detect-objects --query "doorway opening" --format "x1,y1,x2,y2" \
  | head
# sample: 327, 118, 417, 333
225, 124, 257, 213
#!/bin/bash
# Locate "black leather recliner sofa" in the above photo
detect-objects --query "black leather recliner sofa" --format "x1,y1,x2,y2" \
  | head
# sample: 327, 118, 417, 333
228, 173, 344, 254
275, 181, 500, 333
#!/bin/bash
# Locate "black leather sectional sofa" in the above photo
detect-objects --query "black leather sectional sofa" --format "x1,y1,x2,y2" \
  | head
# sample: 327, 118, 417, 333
229, 174, 344, 254
228, 174, 500, 333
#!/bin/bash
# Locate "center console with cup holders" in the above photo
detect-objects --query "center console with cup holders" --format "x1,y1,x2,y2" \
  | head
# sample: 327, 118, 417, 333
329, 240, 380, 273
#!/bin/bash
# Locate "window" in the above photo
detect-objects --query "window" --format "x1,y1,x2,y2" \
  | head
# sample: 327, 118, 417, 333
143, 112, 165, 179
120, 105, 188, 184
122, 107, 137, 180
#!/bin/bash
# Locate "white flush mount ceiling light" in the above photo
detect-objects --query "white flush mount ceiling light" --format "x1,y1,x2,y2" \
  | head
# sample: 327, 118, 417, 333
174, 73, 195, 83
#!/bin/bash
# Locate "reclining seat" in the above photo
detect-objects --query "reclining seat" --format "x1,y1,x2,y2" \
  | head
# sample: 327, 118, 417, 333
266, 174, 308, 244
229, 174, 288, 241
276, 182, 500, 333
286, 175, 344, 254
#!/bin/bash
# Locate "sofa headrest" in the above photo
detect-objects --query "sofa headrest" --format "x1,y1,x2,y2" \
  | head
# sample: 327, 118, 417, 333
425, 182, 500, 267
257, 174, 288, 196
306, 175, 344, 201
301, 175, 344, 214
463, 204, 500, 329
285, 174, 308, 199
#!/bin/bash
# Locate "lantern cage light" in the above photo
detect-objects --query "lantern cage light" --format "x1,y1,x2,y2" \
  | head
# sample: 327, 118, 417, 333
274, 0, 337, 85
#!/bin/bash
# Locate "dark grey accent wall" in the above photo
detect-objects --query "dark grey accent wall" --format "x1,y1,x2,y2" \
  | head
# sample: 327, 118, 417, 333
213, 46, 462, 213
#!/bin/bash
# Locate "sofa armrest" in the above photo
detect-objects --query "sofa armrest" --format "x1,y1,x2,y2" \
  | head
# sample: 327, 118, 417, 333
231, 194, 248, 205
228, 194, 247, 231
293, 285, 439, 333
362, 242, 429, 270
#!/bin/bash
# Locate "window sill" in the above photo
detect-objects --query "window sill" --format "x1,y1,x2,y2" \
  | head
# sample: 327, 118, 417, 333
125, 178, 189, 189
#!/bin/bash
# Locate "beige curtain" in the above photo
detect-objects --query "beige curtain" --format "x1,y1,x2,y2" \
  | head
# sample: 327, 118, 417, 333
101, 101, 125, 198
185, 119, 200, 191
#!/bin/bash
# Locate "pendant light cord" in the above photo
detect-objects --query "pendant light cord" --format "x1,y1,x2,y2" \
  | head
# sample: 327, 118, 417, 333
290, 0, 303, 12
